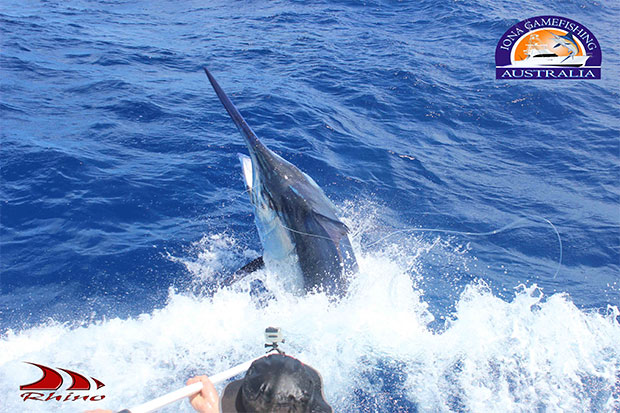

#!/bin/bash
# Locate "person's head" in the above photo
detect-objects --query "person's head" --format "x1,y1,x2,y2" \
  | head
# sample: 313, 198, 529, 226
221, 354, 332, 413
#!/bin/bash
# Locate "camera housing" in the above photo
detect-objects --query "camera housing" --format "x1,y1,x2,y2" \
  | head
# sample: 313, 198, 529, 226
264, 327, 285, 353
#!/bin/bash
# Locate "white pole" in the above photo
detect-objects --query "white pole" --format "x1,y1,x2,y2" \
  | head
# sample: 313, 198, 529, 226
120, 355, 262, 413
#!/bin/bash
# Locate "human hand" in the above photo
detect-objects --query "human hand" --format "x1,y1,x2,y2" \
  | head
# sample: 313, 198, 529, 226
187, 375, 219, 413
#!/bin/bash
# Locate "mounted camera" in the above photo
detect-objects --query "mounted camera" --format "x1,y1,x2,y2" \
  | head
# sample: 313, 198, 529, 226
264, 327, 285, 354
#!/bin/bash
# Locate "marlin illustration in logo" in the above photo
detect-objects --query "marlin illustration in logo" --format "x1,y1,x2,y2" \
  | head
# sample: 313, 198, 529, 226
548, 31, 579, 62
203, 68, 358, 296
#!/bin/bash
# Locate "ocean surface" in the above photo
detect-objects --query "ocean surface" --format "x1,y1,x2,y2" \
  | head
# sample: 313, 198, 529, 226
1, 1, 619, 412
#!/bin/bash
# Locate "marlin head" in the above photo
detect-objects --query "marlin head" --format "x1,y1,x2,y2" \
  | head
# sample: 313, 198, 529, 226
203, 68, 358, 296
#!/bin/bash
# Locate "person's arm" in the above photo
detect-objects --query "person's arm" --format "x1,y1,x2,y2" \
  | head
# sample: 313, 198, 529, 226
186, 375, 219, 413
84, 376, 219, 413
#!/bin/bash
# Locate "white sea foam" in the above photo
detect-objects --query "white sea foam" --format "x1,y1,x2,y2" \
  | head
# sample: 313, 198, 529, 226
1, 219, 619, 412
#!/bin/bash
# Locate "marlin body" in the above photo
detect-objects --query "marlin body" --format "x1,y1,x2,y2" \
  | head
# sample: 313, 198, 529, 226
549, 31, 579, 62
204, 68, 357, 296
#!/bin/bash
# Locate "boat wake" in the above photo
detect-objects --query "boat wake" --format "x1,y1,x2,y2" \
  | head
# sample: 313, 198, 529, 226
1, 204, 618, 412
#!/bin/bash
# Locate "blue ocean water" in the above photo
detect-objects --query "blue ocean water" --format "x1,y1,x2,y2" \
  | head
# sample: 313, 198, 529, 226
1, 1, 619, 412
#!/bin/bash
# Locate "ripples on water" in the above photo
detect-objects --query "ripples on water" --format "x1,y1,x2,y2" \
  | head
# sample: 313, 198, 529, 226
1, 1, 619, 411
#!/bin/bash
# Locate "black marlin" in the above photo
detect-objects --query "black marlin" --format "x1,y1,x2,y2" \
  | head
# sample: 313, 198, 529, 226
204, 68, 357, 296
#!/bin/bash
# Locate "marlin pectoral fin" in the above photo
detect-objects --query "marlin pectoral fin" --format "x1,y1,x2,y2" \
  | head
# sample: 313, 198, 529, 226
311, 213, 350, 242
236, 256, 265, 275
554, 43, 561, 48
304, 213, 358, 277
221, 256, 265, 287
298, 172, 345, 223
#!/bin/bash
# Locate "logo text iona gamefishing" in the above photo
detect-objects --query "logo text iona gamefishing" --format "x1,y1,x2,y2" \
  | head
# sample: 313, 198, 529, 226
19, 362, 106, 403
495, 16, 601, 79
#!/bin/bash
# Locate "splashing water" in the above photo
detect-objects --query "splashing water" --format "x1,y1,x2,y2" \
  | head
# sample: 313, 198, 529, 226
1, 209, 619, 412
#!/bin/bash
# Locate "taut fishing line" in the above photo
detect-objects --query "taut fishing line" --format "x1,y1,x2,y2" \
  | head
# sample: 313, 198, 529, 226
276, 214, 562, 279
231, 181, 564, 280
363, 215, 563, 279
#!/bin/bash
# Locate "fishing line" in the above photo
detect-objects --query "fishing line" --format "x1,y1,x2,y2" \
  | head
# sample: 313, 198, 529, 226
364, 218, 530, 247
364, 215, 563, 279
275, 214, 562, 279
201, 188, 253, 221
232, 182, 563, 279
279, 223, 335, 241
